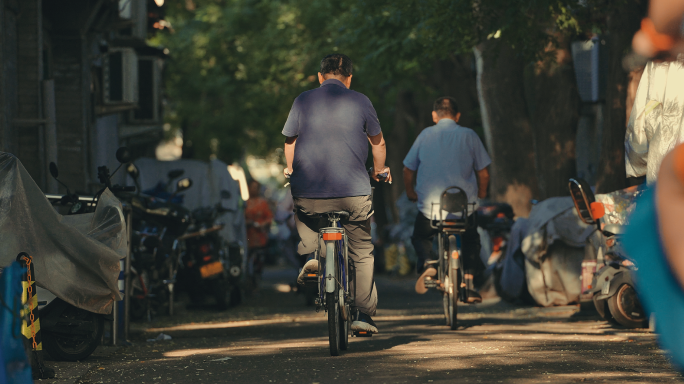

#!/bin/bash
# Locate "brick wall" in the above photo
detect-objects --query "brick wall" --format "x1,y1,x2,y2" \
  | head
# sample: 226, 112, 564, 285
53, 34, 88, 193
15, 0, 43, 188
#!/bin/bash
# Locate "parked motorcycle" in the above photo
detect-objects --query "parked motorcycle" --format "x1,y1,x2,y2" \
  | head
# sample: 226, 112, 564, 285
123, 164, 193, 320
40, 147, 133, 361
178, 196, 242, 310
477, 202, 515, 264
568, 178, 648, 328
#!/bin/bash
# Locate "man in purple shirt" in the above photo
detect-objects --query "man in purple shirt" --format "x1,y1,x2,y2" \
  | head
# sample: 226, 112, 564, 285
283, 54, 391, 333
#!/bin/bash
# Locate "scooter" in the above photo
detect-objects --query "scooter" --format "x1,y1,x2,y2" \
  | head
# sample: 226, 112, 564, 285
178, 196, 242, 310
40, 147, 133, 361
569, 178, 648, 328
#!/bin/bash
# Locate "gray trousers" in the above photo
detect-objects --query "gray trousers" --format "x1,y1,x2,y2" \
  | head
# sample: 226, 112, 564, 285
293, 195, 377, 316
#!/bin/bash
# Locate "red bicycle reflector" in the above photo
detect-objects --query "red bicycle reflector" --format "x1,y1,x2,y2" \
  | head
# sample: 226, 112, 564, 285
451, 251, 459, 259
203, 255, 212, 262
322, 233, 342, 241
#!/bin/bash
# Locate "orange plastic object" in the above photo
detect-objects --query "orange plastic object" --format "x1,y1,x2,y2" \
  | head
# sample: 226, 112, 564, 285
451, 250, 459, 259
322, 232, 342, 241
641, 18, 675, 51
673, 144, 684, 186
590, 202, 605, 220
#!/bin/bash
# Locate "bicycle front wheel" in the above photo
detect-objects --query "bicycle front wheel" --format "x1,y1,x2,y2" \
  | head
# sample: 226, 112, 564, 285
327, 291, 340, 356
448, 264, 458, 330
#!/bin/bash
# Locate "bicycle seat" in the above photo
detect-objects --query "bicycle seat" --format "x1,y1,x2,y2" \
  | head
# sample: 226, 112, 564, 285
441, 187, 468, 213
322, 211, 350, 219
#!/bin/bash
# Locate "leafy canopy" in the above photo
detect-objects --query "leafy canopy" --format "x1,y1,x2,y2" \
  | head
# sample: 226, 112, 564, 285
155, 0, 609, 161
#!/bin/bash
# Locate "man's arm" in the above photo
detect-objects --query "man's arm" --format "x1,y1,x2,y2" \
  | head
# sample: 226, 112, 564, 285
403, 167, 418, 202
368, 132, 392, 183
284, 136, 297, 177
476, 167, 490, 199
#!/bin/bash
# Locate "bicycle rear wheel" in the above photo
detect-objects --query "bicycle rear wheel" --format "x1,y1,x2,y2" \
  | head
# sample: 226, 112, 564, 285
442, 273, 451, 326
327, 291, 340, 356
439, 234, 450, 326
448, 235, 459, 330
448, 264, 458, 330
339, 301, 349, 350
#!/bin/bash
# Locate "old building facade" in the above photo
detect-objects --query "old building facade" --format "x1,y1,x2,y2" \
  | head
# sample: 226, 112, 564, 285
0, 0, 166, 193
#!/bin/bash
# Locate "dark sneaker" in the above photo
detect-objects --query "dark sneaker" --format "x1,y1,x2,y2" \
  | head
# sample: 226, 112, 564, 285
465, 289, 482, 304
351, 311, 379, 334
297, 259, 318, 285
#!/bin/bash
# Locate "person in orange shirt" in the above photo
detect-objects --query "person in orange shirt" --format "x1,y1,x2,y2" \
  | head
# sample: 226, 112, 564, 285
245, 180, 273, 290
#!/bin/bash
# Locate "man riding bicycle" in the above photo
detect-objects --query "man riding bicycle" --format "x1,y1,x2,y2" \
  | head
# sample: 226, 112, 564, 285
283, 54, 391, 334
403, 97, 491, 303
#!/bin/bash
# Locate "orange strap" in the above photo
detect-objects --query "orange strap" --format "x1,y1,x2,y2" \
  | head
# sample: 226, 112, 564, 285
641, 18, 675, 52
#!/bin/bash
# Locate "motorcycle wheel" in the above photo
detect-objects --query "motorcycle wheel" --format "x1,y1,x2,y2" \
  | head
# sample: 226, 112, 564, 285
43, 305, 104, 362
607, 284, 648, 328
214, 278, 242, 310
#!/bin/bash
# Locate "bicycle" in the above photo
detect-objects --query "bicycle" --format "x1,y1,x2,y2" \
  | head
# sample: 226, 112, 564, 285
300, 210, 355, 356
422, 186, 475, 330
293, 169, 387, 356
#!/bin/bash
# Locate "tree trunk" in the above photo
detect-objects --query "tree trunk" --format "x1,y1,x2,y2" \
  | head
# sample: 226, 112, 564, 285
384, 89, 418, 222
525, 58, 581, 199
595, 2, 647, 193
474, 42, 539, 217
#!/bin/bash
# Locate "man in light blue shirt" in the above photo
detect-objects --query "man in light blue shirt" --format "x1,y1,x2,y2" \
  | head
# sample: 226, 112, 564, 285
403, 97, 491, 302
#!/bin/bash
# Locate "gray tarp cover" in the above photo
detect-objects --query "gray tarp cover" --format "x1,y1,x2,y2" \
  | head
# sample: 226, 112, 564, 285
0, 152, 126, 314
521, 197, 594, 306
518, 188, 640, 306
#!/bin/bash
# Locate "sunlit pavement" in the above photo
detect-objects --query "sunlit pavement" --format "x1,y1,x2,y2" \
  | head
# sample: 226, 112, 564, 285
48, 266, 683, 384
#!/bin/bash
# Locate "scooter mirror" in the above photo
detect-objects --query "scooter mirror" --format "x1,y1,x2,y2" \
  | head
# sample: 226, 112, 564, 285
115, 147, 132, 164
590, 202, 606, 220
176, 177, 193, 193
568, 178, 596, 225
168, 169, 184, 179
126, 163, 139, 179
220, 190, 231, 199
49, 162, 59, 179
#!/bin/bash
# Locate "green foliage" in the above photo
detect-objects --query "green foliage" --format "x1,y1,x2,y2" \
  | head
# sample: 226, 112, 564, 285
157, 0, 617, 161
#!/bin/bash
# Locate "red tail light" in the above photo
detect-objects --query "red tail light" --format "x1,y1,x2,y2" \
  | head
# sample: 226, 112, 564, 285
203, 255, 212, 262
